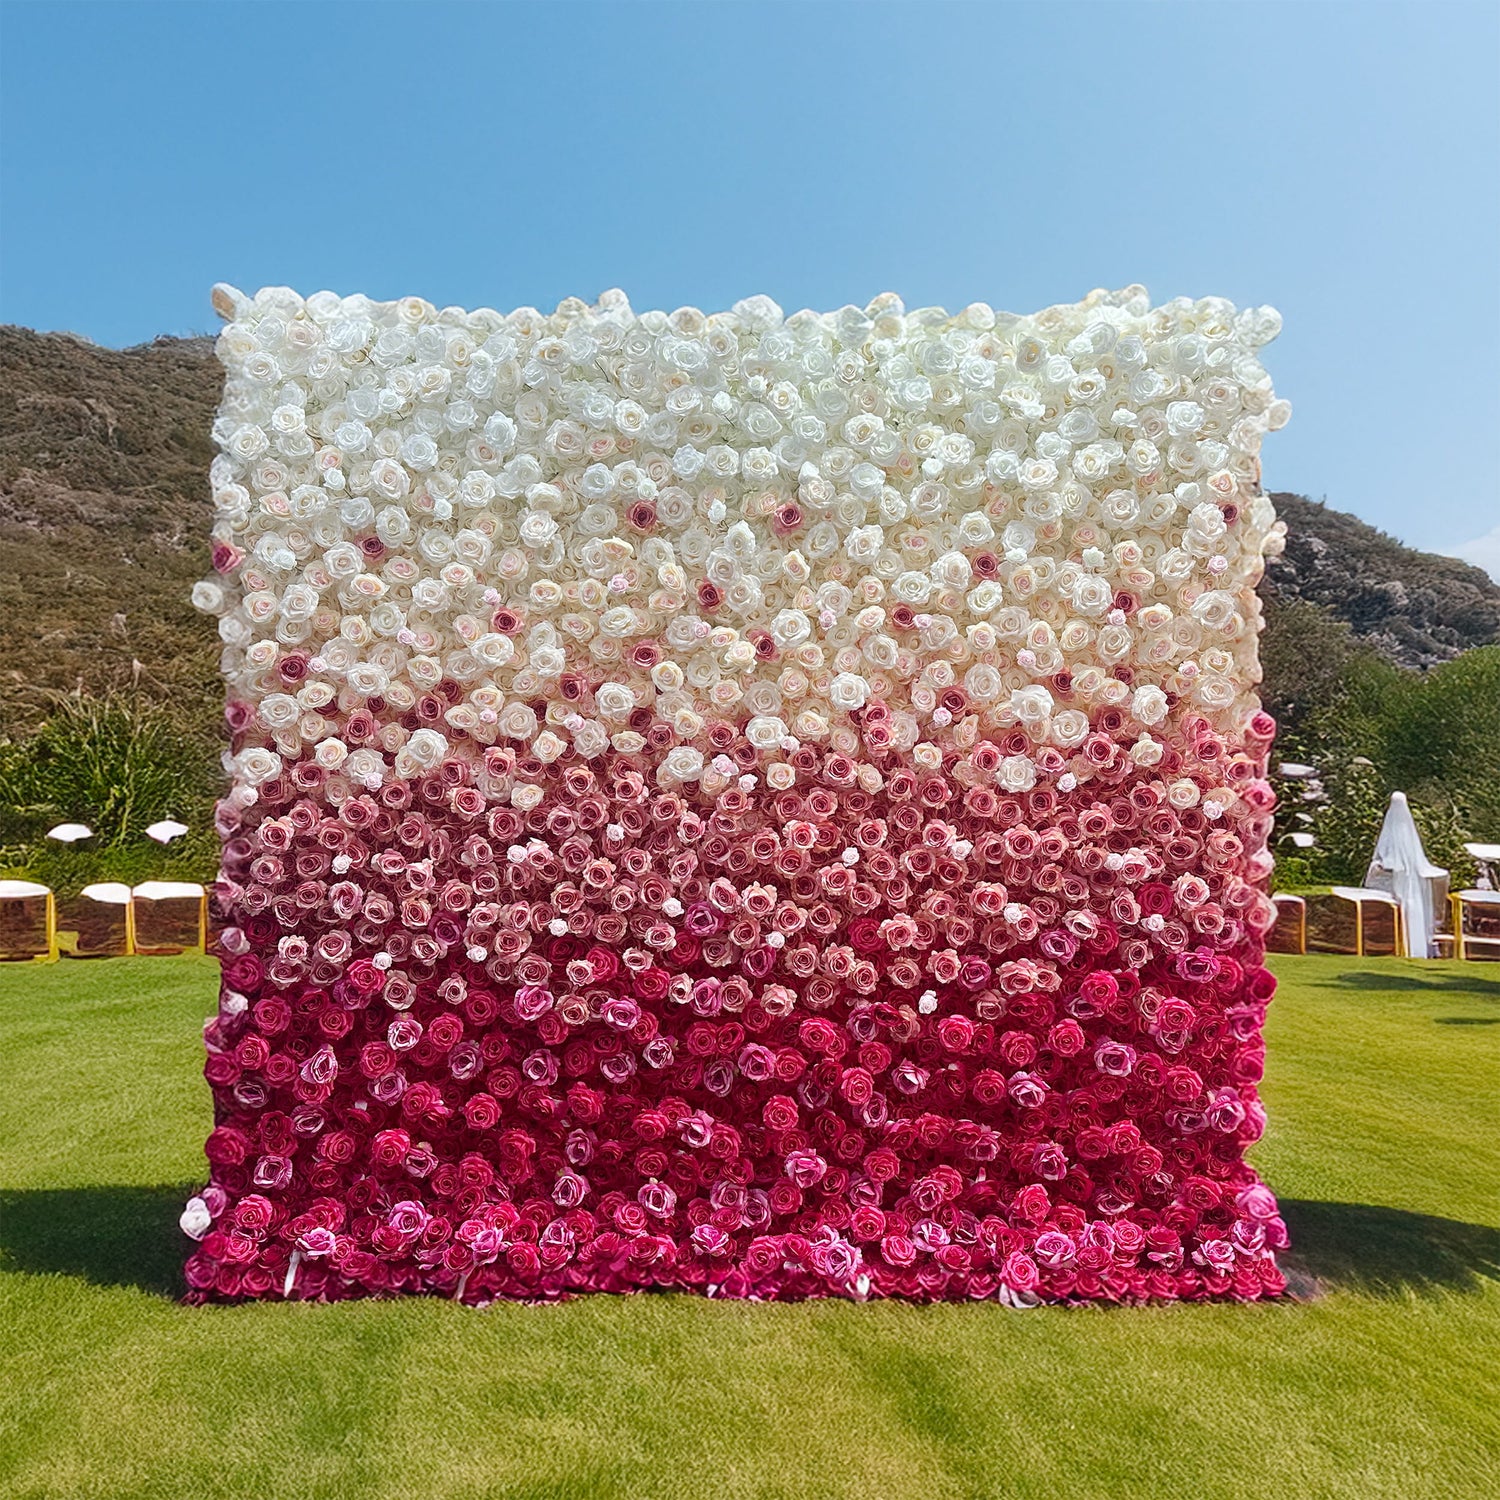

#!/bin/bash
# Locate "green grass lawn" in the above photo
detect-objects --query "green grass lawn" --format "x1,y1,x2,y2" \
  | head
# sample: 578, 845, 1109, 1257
2, 955, 1497, 1500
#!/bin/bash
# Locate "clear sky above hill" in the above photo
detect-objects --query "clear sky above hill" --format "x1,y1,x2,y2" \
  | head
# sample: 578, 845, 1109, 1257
2, 0, 1496, 573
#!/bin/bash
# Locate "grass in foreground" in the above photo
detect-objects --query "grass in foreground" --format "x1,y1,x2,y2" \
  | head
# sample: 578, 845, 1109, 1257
1, 954, 1497, 1500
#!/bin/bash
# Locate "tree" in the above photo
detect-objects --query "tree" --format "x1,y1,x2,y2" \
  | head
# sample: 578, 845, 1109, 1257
1270, 645, 1500, 889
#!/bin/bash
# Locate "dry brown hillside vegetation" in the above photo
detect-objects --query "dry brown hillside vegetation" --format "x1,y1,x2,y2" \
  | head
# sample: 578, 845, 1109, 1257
0, 327, 222, 738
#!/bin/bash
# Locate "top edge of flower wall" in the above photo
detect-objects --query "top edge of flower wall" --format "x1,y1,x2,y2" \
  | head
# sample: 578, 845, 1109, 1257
198, 282, 1288, 791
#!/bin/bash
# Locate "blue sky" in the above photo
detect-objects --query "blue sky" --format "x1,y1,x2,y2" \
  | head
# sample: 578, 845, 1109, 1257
2, 0, 1497, 572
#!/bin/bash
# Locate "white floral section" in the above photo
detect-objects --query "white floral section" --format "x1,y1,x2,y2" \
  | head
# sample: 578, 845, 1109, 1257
198, 284, 1287, 787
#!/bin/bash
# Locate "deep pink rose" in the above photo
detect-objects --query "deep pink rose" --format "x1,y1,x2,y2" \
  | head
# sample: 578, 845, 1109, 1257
881, 1235, 917, 1267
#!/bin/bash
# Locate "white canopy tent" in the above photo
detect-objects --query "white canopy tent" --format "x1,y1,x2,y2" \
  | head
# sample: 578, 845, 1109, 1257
1364, 792, 1449, 958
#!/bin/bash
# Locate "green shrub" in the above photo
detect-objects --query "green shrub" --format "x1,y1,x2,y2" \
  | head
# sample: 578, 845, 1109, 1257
0, 691, 218, 889
1270, 645, 1499, 889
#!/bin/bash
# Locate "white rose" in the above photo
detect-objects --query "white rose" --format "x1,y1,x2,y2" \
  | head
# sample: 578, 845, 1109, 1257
746, 716, 789, 750
845, 525, 884, 562
519, 510, 558, 547
234, 747, 283, 786
963, 664, 1002, 702
368, 457, 409, 500
912, 742, 943, 771
595, 682, 636, 720
931, 551, 971, 590
1008, 684, 1053, 726
1126, 438, 1160, 477
1131, 686, 1169, 726
180, 1197, 213, 1240
532, 730, 568, 763
191, 581, 227, 614
1019, 457, 1058, 492
1166, 400, 1205, 438
453, 529, 493, 566
1191, 590, 1237, 631
661, 746, 705, 781
1168, 778, 1201, 810
473, 633, 515, 668
405, 727, 449, 769
1196, 675, 1237, 711
401, 433, 439, 470
258, 693, 301, 730
997, 755, 1037, 792
571, 719, 608, 757
598, 607, 638, 638
497, 703, 538, 740
1071, 575, 1113, 617
828, 672, 870, 712
770, 610, 812, 648
1050, 709, 1090, 748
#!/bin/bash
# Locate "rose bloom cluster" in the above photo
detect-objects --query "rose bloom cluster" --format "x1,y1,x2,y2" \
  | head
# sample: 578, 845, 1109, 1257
195, 281, 1289, 788
184, 285, 1289, 1305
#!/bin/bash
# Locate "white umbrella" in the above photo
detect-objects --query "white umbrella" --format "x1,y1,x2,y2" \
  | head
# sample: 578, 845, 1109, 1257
145, 819, 189, 844
1365, 792, 1448, 958
46, 822, 93, 843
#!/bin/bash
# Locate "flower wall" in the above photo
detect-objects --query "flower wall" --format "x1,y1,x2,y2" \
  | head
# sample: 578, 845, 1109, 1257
184, 283, 1291, 1304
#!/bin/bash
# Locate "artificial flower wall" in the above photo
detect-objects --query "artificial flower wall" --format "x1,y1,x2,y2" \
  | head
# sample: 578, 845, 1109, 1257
184, 283, 1290, 1304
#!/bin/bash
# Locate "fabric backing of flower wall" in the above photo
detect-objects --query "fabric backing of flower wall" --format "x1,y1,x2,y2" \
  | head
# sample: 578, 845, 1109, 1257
183, 283, 1292, 1305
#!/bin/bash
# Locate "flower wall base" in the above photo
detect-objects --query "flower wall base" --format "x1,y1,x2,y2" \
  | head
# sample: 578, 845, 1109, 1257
186, 284, 1291, 1304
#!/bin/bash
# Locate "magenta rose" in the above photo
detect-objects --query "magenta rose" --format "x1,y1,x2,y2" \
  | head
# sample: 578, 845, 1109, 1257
784, 1151, 828, 1189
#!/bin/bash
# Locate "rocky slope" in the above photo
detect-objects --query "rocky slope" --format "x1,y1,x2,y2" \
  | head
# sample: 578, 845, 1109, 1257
1264, 492, 1500, 669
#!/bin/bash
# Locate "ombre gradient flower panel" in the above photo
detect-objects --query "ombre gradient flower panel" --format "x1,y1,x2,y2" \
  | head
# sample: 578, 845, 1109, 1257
184, 283, 1291, 1305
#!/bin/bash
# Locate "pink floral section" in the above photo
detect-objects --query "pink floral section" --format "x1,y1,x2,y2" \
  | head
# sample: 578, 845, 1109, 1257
186, 706, 1287, 1304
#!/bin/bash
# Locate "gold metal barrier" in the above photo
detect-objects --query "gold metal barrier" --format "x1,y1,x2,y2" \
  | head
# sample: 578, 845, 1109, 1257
1451, 891, 1500, 962
1267, 894, 1307, 954
0, 883, 58, 962
131, 884, 208, 955
1306, 887, 1404, 957
57, 884, 136, 958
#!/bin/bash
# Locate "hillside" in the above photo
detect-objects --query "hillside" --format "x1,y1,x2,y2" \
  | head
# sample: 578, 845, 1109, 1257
0, 326, 222, 736
1265, 492, 1500, 668
2, 324, 1497, 740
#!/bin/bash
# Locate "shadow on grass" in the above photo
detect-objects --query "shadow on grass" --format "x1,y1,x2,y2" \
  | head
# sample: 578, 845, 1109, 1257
1435, 1016, 1500, 1025
1333, 971, 1500, 997
1278, 1200, 1500, 1297
1, 1186, 1497, 1304
0, 1184, 190, 1296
